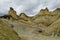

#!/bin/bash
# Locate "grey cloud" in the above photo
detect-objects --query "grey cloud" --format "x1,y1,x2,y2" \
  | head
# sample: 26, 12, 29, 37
0, 0, 60, 16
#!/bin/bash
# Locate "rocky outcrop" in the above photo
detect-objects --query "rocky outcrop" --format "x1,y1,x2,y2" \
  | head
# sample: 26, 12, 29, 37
31, 8, 60, 26
0, 7, 60, 37
0, 15, 12, 20
19, 13, 30, 21
18, 13, 35, 26
7, 7, 18, 19
43, 18, 60, 36
0, 19, 21, 40
38, 8, 49, 15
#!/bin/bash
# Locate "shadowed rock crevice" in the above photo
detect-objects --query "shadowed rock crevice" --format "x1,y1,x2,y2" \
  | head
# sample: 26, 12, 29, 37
0, 15, 12, 19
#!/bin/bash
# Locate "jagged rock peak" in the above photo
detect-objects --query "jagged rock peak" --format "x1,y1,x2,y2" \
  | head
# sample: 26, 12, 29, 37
54, 8, 60, 11
37, 7, 50, 16
8, 7, 18, 19
45, 7, 49, 11
40, 7, 49, 12
8, 7, 16, 15
10, 7, 14, 10
19, 13, 28, 17
56, 8, 60, 10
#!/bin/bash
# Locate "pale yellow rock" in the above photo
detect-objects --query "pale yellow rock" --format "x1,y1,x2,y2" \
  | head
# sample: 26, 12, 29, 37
19, 13, 30, 21
8, 7, 18, 19
32, 8, 60, 26
43, 18, 60, 36
1, 7, 60, 38
0, 19, 21, 40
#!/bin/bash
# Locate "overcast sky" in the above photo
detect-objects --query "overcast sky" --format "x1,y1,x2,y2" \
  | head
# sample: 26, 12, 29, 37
0, 0, 60, 16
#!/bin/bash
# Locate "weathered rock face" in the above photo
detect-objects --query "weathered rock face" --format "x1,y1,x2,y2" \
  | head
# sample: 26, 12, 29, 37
0, 15, 13, 20
19, 13, 30, 21
31, 8, 60, 36
38, 8, 49, 15
18, 13, 35, 26
0, 7, 60, 38
31, 8, 60, 26
0, 19, 21, 40
8, 7, 18, 19
31, 8, 50, 26
43, 18, 60, 36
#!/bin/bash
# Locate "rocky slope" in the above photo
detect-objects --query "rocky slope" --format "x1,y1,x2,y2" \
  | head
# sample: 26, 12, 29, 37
0, 7, 60, 40
31, 8, 60, 26
0, 19, 21, 40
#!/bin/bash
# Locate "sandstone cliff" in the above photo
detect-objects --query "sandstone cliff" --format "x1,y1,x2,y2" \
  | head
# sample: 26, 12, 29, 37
0, 7, 60, 40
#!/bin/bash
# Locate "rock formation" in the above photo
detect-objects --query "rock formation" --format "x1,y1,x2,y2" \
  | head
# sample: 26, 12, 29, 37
0, 7, 60, 40
43, 18, 60, 36
0, 19, 21, 40
19, 13, 30, 21
7, 7, 18, 19
31, 8, 60, 26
